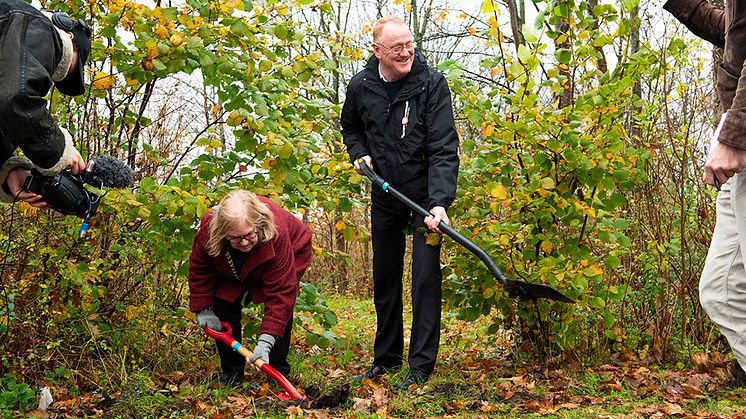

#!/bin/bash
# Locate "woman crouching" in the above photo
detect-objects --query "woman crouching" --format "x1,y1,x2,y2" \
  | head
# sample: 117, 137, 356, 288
188, 189, 312, 385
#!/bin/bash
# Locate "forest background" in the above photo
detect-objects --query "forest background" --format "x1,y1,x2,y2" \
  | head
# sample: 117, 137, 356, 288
0, 0, 733, 416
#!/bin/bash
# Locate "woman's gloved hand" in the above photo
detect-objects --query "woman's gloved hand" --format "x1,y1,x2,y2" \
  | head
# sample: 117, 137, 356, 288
196, 309, 221, 331
249, 333, 275, 364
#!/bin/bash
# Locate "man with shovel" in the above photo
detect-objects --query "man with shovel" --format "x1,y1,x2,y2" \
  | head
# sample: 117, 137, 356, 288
340, 16, 459, 390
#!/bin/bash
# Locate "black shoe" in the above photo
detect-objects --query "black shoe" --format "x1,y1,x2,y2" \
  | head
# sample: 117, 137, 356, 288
397, 369, 428, 391
353, 365, 390, 381
209, 372, 244, 387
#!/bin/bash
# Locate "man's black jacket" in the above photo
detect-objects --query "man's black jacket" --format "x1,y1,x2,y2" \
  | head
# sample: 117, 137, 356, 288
341, 51, 459, 210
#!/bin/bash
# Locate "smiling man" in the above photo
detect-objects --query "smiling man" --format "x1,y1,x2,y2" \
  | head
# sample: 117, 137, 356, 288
188, 190, 312, 386
341, 16, 460, 391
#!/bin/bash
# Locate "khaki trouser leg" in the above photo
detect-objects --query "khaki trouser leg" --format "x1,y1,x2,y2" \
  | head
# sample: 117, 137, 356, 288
700, 173, 746, 369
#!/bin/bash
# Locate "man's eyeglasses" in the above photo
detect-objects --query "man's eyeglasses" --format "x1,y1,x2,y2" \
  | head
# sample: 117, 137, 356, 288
375, 41, 416, 55
227, 230, 258, 243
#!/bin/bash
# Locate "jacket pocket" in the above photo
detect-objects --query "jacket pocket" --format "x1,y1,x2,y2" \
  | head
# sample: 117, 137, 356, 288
717, 63, 739, 111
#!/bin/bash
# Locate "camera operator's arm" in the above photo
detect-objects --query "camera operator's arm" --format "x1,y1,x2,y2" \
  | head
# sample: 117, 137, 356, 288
0, 15, 84, 177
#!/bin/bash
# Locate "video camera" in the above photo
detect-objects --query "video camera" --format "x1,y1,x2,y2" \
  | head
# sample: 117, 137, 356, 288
22, 155, 133, 220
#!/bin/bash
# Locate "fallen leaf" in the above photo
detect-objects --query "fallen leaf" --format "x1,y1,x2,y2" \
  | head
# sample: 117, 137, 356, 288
659, 402, 684, 415
353, 397, 372, 414
285, 405, 303, 417
524, 398, 554, 413
327, 368, 346, 378
478, 401, 498, 412
681, 383, 703, 398
372, 383, 388, 407
623, 375, 642, 388
691, 352, 709, 370
305, 410, 330, 419
710, 352, 726, 366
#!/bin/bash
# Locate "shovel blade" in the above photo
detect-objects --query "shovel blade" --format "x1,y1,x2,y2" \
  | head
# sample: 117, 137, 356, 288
507, 280, 575, 303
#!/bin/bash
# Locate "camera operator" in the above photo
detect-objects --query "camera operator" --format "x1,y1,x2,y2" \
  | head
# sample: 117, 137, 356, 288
0, 0, 91, 206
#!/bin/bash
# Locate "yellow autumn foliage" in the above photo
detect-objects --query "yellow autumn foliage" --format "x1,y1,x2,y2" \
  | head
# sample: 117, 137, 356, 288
92, 72, 116, 91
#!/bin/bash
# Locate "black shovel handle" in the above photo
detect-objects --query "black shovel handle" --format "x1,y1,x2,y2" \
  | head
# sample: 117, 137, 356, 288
358, 159, 574, 304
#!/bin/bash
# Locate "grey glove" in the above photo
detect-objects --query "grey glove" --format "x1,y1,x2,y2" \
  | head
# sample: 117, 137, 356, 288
196, 309, 221, 331
249, 333, 275, 364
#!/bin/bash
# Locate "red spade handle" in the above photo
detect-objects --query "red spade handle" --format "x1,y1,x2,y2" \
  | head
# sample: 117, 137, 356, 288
203, 322, 304, 400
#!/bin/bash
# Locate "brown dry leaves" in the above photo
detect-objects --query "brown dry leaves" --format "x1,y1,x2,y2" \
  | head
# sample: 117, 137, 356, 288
352, 379, 389, 415
442, 352, 735, 417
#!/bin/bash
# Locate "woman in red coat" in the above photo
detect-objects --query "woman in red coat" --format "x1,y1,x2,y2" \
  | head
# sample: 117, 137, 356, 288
188, 190, 312, 385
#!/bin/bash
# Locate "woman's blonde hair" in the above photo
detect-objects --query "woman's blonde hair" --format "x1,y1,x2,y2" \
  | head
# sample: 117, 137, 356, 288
205, 190, 278, 257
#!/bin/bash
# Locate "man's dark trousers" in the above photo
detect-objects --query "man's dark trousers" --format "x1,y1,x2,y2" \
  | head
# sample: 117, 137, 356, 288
371, 195, 442, 376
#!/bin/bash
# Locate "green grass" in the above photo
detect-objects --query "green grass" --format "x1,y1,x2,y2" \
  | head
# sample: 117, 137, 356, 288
19, 296, 746, 418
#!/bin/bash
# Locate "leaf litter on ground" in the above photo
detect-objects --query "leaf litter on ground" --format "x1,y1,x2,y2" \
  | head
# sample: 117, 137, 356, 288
28, 298, 746, 417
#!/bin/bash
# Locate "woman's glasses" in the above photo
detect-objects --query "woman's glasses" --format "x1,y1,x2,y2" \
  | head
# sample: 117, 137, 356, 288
227, 230, 257, 243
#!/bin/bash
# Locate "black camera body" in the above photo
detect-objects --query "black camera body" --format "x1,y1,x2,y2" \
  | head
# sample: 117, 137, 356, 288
20, 155, 133, 219
22, 171, 100, 218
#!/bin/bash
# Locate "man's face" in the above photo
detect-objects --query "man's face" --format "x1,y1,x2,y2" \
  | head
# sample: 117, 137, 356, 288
373, 22, 415, 81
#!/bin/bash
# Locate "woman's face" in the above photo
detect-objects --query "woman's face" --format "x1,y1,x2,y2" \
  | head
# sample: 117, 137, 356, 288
226, 219, 258, 252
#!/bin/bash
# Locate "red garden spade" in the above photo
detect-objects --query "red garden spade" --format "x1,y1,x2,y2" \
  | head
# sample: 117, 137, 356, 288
204, 322, 306, 400
358, 159, 574, 303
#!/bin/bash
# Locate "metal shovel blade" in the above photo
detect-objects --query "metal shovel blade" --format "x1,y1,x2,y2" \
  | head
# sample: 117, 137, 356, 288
358, 159, 574, 303
506, 279, 575, 303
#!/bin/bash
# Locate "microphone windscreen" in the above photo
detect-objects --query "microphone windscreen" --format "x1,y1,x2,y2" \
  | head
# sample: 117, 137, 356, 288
90, 155, 133, 188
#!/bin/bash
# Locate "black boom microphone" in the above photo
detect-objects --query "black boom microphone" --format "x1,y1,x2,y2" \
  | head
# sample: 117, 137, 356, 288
82, 155, 134, 189
23, 155, 134, 221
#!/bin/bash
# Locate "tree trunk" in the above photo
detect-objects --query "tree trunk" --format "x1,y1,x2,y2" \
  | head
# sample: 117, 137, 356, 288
587, 0, 608, 74
628, 5, 641, 140
505, 0, 525, 48
553, 1, 573, 109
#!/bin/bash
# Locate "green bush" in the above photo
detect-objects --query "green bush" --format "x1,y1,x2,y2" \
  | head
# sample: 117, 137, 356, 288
0, 373, 35, 412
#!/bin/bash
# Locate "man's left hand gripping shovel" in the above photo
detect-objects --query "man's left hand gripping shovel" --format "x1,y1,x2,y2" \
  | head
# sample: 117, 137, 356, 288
204, 322, 305, 400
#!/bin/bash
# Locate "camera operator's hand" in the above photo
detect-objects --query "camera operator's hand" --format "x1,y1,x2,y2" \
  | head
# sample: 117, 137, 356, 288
67, 148, 86, 175
5, 168, 45, 207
